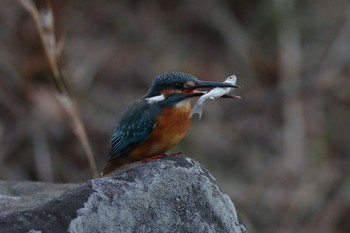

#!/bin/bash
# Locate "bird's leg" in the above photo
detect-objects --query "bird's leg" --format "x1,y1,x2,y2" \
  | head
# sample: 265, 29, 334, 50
142, 152, 184, 164
142, 154, 166, 163
168, 152, 184, 156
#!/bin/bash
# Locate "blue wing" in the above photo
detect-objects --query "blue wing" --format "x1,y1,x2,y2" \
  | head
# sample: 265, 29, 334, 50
107, 100, 160, 161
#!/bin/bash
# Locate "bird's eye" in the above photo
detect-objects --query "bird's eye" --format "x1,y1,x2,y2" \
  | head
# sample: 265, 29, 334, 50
174, 82, 183, 88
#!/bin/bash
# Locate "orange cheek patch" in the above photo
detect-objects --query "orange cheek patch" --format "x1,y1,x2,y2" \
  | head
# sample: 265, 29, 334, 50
161, 89, 179, 96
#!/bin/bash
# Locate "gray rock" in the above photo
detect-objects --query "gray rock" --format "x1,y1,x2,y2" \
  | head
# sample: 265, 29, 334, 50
0, 155, 246, 233
0, 181, 74, 216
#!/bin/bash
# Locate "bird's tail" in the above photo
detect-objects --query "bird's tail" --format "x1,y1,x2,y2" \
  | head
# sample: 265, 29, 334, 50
101, 157, 136, 175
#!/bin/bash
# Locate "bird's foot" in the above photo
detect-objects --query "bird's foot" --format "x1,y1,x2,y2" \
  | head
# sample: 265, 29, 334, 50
142, 152, 184, 164
142, 154, 166, 163
168, 152, 184, 156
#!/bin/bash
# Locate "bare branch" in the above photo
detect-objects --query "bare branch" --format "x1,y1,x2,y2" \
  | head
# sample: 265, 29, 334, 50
18, 0, 99, 178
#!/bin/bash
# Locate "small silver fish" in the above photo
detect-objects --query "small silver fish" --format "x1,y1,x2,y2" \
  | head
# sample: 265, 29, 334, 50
189, 75, 239, 119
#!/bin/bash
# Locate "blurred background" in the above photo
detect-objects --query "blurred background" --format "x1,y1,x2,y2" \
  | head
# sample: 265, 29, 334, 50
1, 0, 350, 232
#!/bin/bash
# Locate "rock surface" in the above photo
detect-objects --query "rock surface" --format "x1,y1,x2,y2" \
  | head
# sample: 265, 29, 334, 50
0, 155, 246, 233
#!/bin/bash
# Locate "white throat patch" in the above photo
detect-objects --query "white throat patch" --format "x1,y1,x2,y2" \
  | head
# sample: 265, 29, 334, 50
175, 99, 191, 108
146, 95, 165, 104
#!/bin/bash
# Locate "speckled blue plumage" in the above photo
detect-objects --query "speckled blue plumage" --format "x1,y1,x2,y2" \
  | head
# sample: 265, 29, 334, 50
144, 72, 198, 97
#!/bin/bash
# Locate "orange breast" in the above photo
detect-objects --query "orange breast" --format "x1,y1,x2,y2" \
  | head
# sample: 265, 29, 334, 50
128, 101, 192, 159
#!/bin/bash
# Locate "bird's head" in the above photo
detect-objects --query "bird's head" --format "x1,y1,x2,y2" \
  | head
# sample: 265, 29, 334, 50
144, 72, 237, 102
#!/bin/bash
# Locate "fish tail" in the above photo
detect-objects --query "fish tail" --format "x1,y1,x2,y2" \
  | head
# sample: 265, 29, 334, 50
189, 104, 203, 119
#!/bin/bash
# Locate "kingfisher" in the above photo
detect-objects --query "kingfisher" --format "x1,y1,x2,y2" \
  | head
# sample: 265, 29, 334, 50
102, 72, 238, 175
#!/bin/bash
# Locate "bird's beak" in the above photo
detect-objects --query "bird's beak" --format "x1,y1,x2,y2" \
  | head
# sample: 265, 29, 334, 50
182, 79, 239, 97
195, 80, 239, 89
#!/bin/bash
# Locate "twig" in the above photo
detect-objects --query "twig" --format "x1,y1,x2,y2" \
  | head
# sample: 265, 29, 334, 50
18, 0, 99, 178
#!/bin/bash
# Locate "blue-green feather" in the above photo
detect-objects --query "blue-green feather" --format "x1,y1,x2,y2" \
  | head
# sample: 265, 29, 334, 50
108, 100, 160, 161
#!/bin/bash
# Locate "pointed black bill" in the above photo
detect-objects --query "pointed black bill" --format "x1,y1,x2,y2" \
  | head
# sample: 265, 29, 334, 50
195, 80, 239, 88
